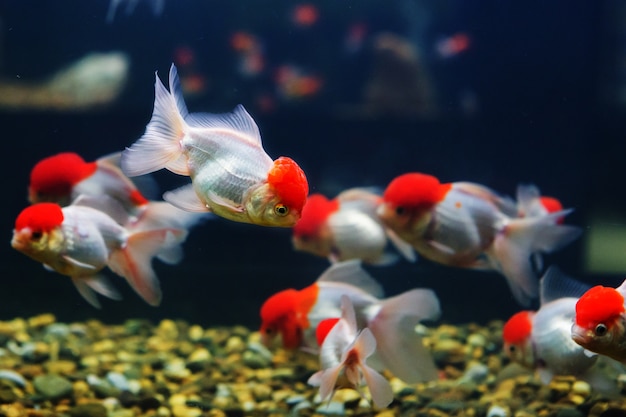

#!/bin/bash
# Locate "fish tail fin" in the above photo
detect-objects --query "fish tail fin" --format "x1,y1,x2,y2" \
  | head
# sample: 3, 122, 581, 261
121, 64, 189, 177
307, 364, 342, 403
491, 210, 582, 306
368, 289, 441, 383
131, 201, 206, 264
108, 228, 187, 306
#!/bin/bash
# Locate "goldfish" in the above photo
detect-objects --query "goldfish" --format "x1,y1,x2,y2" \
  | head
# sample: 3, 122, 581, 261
292, 188, 414, 265
502, 267, 611, 386
308, 295, 394, 409
121, 64, 308, 227
571, 278, 626, 364
377, 173, 582, 306
28, 152, 153, 213
11, 196, 196, 308
259, 260, 440, 383
516, 184, 564, 222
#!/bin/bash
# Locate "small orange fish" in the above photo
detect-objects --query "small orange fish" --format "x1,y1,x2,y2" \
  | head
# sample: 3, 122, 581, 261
308, 295, 394, 408
572, 280, 626, 364
259, 260, 440, 383
378, 173, 581, 306
121, 64, 309, 227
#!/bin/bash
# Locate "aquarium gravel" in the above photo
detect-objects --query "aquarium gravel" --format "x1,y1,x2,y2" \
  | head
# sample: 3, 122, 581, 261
0, 315, 623, 417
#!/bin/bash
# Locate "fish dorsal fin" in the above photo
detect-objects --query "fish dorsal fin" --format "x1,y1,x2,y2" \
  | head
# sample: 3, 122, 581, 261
168, 64, 189, 119
72, 195, 129, 225
184, 105, 262, 146
317, 260, 384, 298
339, 295, 358, 333
540, 266, 591, 305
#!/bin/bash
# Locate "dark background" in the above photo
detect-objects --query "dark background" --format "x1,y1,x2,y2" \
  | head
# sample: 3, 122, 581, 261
2, 0, 626, 328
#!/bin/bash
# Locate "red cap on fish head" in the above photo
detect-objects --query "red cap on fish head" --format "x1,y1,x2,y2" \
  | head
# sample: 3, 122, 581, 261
292, 194, 339, 238
260, 289, 302, 349
382, 173, 450, 209
15, 203, 64, 232
267, 157, 309, 214
29, 153, 97, 199
575, 285, 625, 328
502, 311, 533, 345
539, 196, 563, 213
315, 317, 340, 346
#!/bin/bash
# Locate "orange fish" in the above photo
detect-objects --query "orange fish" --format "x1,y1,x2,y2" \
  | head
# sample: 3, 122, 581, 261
572, 279, 626, 364
291, 4, 319, 27
28, 152, 151, 213
11, 196, 198, 308
293, 188, 414, 265
121, 64, 308, 227
308, 295, 394, 408
378, 173, 581, 306
259, 260, 440, 383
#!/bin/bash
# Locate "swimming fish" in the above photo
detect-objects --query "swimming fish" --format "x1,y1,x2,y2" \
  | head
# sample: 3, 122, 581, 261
502, 267, 606, 385
121, 64, 308, 227
377, 173, 581, 306
571, 278, 626, 364
11, 196, 193, 308
259, 260, 440, 383
308, 295, 394, 409
292, 188, 414, 265
28, 152, 153, 213
516, 184, 564, 222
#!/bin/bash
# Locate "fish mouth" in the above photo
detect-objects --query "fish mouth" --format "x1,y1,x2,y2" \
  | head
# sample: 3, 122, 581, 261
570, 324, 587, 346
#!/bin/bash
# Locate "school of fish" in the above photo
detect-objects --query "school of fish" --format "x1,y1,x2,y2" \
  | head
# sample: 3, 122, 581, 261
11, 63, 626, 407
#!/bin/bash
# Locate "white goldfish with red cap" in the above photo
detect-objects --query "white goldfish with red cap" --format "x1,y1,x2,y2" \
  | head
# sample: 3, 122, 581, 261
501, 267, 621, 388
11, 196, 197, 308
377, 172, 581, 305
308, 295, 394, 409
121, 64, 308, 227
259, 260, 440, 383
28, 151, 154, 213
572, 278, 626, 364
292, 188, 414, 265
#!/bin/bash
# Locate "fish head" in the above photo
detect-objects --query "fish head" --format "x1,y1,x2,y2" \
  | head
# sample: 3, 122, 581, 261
377, 173, 449, 238
502, 310, 536, 369
245, 157, 308, 227
571, 285, 626, 358
28, 152, 96, 205
292, 194, 339, 256
12, 203, 65, 263
259, 289, 304, 349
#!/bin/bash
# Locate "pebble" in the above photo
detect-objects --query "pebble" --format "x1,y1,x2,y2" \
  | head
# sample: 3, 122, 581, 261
33, 374, 73, 400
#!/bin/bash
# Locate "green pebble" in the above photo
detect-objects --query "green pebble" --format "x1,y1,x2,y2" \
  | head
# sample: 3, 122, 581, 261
33, 374, 73, 400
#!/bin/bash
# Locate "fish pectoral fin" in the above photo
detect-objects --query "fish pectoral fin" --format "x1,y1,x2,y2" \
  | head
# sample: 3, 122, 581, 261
427, 240, 457, 255
207, 190, 245, 213
62, 255, 99, 270
43, 264, 55, 272
163, 184, 210, 213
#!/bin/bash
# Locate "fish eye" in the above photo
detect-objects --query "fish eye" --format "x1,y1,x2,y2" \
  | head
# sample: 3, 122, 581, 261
264, 328, 273, 335
594, 323, 608, 336
508, 345, 516, 353
395, 206, 405, 216
31, 231, 43, 241
274, 204, 289, 217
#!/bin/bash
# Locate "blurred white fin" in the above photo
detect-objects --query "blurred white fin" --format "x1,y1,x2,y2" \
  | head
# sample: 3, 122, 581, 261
540, 266, 590, 305
72, 275, 122, 308
368, 289, 440, 383
317, 260, 384, 298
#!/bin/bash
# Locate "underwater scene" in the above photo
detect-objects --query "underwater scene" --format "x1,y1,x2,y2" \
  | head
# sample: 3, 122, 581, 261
3, 0, 626, 416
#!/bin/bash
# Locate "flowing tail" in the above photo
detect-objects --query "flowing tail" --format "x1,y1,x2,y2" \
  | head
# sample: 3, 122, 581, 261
490, 210, 582, 306
367, 288, 441, 383
121, 64, 190, 177
108, 228, 187, 306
